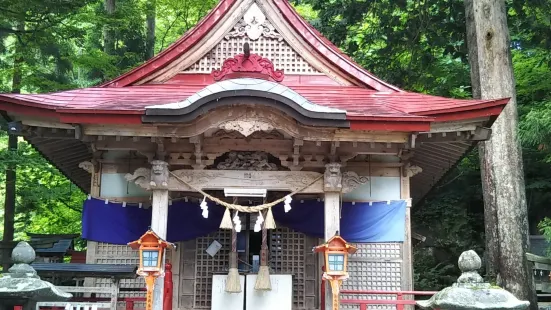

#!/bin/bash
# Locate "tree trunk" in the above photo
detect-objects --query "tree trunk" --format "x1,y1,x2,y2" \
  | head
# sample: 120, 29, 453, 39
465, 1, 537, 308
2, 21, 23, 270
103, 0, 116, 55
145, 0, 156, 60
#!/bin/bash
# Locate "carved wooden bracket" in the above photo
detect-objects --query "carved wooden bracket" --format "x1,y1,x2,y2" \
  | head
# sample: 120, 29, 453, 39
342, 171, 369, 194
212, 53, 284, 82
323, 162, 367, 193
324, 163, 342, 192
79, 161, 94, 174
403, 163, 423, 177
150, 160, 170, 190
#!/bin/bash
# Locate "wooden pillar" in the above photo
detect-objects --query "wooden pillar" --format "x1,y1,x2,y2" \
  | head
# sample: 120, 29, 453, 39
401, 167, 413, 309
323, 163, 342, 310
84, 160, 101, 290
150, 160, 170, 310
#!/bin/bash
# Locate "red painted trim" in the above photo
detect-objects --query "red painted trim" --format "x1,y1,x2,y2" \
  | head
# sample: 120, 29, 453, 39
347, 115, 433, 122
430, 106, 505, 122
165, 73, 342, 86
273, 0, 401, 92
100, 0, 238, 88
0, 102, 60, 119
349, 121, 431, 131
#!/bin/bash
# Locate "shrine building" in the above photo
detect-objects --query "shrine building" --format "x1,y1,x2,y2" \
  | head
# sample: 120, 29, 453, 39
0, 1, 508, 310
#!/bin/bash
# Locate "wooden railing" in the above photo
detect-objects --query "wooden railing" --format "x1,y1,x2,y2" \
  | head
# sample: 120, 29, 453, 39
339, 290, 437, 310
28, 263, 173, 310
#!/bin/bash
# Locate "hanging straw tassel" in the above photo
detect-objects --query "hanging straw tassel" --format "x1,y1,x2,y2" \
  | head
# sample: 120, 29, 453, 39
226, 252, 241, 293
255, 210, 272, 290
225, 206, 241, 293
219, 208, 233, 229
264, 207, 276, 229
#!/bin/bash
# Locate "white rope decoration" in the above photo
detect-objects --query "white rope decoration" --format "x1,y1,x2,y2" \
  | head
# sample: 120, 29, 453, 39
169, 171, 323, 213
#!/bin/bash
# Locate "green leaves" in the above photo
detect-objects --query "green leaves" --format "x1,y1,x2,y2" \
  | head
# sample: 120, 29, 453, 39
0, 133, 85, 240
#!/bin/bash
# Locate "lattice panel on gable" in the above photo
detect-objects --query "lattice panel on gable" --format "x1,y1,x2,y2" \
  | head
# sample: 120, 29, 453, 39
341, 243, 403, 310
91, 242, 145, 308
184, 36, 322, 75
270, 227, 319, 310
194, 230, 232, 309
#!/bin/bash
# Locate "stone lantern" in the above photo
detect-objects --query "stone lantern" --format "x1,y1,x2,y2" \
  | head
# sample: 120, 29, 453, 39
0, 242, 71, 310
417, 250, 530, 310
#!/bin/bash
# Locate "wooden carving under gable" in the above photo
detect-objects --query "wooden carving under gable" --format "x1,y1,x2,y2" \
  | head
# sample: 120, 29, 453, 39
216, 151, 279, 171
212, 53, 284, 82
225, 3, 282, 41
218, 117, 275, 137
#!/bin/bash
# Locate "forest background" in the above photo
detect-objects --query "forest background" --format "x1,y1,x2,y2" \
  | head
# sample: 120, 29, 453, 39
1, 0, 551, 290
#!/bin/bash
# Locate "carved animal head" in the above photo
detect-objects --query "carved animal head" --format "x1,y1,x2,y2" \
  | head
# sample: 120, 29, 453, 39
151, 160, 168, 175
325, 163, 341, 176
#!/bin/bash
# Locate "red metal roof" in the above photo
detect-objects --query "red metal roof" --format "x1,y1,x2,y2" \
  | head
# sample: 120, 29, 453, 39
0, 84, 507, 130
0, 0, 509, 129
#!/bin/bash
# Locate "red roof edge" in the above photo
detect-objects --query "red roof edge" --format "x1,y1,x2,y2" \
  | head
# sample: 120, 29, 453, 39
413, 98, 510, 116
273, 0, 402, 93
99, 0, 238, 88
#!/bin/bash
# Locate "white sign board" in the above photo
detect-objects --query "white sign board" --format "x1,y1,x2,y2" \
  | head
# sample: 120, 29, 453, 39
211, 275, 245, 310
246, 274, 293, 310
206, 240, 222, 257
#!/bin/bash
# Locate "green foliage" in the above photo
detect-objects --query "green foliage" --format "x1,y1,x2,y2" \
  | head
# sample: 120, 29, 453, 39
297, 0, 551, 289
0, 0, 551, 291
0, 134, 85, 241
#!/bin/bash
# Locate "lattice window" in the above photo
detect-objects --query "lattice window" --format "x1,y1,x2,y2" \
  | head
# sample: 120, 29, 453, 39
270, 227, 318, 310
341, 243, 403, 310
184, 36, 322, 75
194, 230, 232, 309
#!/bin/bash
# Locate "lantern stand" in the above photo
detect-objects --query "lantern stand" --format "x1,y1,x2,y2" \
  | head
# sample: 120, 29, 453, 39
313, 233, 357, 310
128, 229, 175, 310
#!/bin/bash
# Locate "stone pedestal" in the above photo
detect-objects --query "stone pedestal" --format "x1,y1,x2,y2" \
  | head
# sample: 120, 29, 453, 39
417, 250, 530, 310
0, 242, 71, 309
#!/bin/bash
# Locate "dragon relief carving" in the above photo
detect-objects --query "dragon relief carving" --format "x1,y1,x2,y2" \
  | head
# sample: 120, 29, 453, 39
125, 167, 152, 190
217, 152, 278, 171
324, 163, 342, 192
341, 172, 369, 194
125, 160, 170, 190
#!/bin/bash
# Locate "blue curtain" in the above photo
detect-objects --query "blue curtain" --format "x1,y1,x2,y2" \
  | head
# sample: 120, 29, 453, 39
273, 200, 406, 242
82, 198, 406, 244
82, 198, 224, 245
